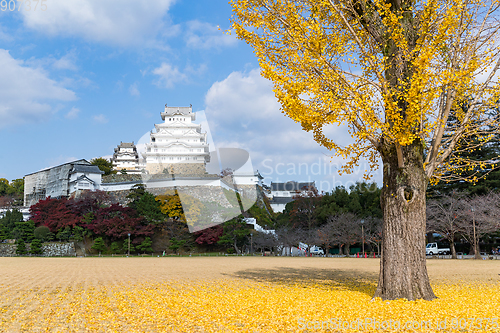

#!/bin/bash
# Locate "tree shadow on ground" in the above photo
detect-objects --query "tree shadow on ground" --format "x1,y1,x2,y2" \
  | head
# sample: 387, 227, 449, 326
225, 267, 378, 297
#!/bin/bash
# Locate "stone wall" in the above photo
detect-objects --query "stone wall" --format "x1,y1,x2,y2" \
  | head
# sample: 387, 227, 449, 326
103, 185, 239, 208
101, 172, 219, 184
146, 163, 206, 175
0, 242, 76, 257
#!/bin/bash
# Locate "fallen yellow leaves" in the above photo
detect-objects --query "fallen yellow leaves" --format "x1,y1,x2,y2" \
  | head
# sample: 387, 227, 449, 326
1, 279, 499, 332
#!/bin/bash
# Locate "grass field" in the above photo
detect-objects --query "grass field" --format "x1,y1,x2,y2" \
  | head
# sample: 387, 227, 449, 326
0, 257, 499, 332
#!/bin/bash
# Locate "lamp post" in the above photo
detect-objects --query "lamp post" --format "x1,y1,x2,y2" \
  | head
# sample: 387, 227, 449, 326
360, 219, 365, 257
250, 231, 253, 255
471, 207, 478, 259
128, 233, 131, 257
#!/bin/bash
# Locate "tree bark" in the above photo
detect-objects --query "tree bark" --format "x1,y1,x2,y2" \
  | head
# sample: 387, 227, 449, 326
234, 240, 241, 254
374, 142, 437, 301
451, 240, 457, 259
474, 242, 481, 260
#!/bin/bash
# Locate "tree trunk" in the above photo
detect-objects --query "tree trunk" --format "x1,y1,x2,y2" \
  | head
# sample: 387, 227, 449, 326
374, 142, 437, 301
468, 243, 474, 256
451, 240, 457, 259
344, 244, 350, 256
474, 242, 481, 260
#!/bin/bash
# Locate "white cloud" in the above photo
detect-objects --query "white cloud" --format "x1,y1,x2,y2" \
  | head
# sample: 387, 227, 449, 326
52, 52, 78, 71
185, 20, 237, 49
204, 69, 379, 190
152, 63, 188, 88
129, 83, 140, 97
19, 0, 175, 46
65, 107, 80, 119
25, 51, 78, 71
93, 114, 108, 124
0, 49, 76, 128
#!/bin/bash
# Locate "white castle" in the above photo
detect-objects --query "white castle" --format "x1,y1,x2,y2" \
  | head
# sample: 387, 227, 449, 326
112, 142, 141, 174
142, 105, 210, 174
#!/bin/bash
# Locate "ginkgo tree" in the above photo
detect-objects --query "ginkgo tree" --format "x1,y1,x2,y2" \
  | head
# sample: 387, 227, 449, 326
231, 0, 500, 300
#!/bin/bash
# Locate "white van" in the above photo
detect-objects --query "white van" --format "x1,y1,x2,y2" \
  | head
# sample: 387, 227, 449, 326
310, 246, 324, 255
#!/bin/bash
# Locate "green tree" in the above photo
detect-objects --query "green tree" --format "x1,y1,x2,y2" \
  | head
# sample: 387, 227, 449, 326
0, 178, 10, 196
70, 226, 86, 242
122, 240, 135, 254
34, 226, 51, 242
30, 238, 43, 255
16, 239, 27, 255
137, 237, 153, 253
217, 217, 250, 254
56, 227, 72, 242
91, 237, 107, 254
12, 220, 35, 242
0, 209, 24, 240
90, 158, 116, 176
9, 178, 24, 197
110, 242, 121, 254
127, 184, 165, 224
168, 237, 186, 254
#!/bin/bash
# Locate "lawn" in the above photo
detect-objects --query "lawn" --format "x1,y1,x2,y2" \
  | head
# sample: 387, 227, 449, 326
0, 257, 498, 332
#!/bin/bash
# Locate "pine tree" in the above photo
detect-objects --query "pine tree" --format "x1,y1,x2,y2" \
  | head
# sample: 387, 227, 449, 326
16, 239, 26, 255
30, 239, 43, 255
91, 237, 107, 254
137, 237, 153, 254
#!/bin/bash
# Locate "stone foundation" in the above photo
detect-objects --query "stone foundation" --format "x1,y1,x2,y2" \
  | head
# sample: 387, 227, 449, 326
0, 242, 76, 257
146, 163, 206, 175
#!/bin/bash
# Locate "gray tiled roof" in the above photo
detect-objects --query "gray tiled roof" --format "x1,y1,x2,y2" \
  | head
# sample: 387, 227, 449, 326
71, 164, 105, 174
270, 197, 295, 205
117, 142, 136, 148
270, 181, 315, 192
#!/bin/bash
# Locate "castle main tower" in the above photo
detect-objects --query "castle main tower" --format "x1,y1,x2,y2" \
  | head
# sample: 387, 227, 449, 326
143, 105, 210, 174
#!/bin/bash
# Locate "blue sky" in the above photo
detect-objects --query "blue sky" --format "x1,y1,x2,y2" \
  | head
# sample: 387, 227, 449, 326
0, 0, 381, 192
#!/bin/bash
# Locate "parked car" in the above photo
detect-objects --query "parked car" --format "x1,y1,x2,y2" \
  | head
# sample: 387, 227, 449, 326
309, 246, 324, 255
426, 243, 451, 255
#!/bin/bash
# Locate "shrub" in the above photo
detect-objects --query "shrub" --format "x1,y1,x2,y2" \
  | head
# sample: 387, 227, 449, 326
169, 237, 186, 254
30, 239, 43, 255
110, 242, 121, 254
122, 240, 135, 254
137, 237, 153, 253
91, 237, 107, 254
16, 239, 27, 255
34, 226, 51, 241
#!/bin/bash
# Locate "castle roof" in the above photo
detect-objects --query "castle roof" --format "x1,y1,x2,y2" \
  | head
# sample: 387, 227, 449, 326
25, 159, 90, 176
270, 181, 316, 192
70, 164, 105, 174
160, 105, 195, 120
117, 142, 135, 148
269, 196, 295, 205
